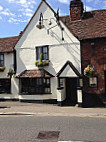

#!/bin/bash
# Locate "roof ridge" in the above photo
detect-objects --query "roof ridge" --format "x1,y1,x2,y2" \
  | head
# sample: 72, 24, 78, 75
0, 36, 19, 39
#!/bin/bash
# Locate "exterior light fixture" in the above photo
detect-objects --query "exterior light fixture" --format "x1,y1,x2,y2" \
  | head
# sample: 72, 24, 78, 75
36, 13, 45, 29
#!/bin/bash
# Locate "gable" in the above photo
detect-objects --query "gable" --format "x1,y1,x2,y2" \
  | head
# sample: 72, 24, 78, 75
15, 0, 79, 49
56, 61, 82, 78
14, 0, 81, 75
59, 64, 78, 77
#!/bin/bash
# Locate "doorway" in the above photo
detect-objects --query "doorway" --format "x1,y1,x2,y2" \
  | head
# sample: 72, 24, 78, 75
64, 78, 77, 106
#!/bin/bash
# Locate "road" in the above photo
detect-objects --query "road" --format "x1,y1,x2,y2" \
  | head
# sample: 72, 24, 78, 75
0, 115, 106, 142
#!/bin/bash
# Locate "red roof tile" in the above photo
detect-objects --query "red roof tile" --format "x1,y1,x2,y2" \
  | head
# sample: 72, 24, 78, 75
61, 9, 106, 40
17, 69, 54, 78
0, 36, 20, 53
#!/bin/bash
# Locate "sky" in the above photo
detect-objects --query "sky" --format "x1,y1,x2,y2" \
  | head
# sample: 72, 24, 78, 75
0, 0, 106, 38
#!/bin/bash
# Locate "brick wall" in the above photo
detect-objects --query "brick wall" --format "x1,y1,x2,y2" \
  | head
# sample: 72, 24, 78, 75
81, 38, 106, 94
70, 6, 82, 21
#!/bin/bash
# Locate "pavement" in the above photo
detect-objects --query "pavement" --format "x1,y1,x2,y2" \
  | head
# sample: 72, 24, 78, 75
0, 101, 106, 118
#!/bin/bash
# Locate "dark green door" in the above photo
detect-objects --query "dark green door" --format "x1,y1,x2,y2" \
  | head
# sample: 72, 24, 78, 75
65, 78, 77, 106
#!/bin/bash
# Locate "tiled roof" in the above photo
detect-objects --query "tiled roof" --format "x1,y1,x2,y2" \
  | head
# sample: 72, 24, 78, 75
0, 36, 20, 53
61, 9, 106, 40
17, 69, 54, 78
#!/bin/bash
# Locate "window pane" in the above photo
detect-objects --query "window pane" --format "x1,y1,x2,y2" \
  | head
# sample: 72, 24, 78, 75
36, 78, 42, 85
43, 53, 48, 60
43, 47, 48, 60
0, 54, 4, 67
47, 79, 50, 85
0, 61, 4, 67
43, 47, 47, 53
36, 47, 42, 60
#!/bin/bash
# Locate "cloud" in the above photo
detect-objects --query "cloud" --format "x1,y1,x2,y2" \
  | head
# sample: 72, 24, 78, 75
8, 17, 28, 24
7, 0, 36, 8
19, 8, 33, 17
56, 0, 69, 4
5, 0, 36, 24
0, 8, 15, 17
0, 16, 2, 20
87, 0, 93, 2
86, 5, 94, 11
103, 1, 106, 9
7, 0, 14, 2
0, 5, 3, 11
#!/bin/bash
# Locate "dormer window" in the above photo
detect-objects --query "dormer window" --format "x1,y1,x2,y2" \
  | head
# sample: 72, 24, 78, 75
36, 46, 49, 60
0, 54, 4, 67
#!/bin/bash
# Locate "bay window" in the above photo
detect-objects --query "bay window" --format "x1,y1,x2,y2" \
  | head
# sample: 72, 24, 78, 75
20, 78, 51, 94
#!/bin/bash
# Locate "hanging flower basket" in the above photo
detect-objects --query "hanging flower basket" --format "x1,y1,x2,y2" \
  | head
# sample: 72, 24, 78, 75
84, 64, 95, 77
7, 68, 15, 78
0, 66, 5, 72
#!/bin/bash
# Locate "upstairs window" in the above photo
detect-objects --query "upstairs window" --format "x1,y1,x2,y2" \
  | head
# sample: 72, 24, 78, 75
36, 46, 49, 60
0, 54, 4, 67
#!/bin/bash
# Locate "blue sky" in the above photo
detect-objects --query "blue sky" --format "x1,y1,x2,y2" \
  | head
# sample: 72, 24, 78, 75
0, 0, 106, 38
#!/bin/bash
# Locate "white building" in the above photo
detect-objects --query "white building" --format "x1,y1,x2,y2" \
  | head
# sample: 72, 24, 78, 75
0, 0, 82, 106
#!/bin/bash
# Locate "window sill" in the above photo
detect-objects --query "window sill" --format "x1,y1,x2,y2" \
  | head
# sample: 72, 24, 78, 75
0, 92, 11, 94
19, 93, 52, 95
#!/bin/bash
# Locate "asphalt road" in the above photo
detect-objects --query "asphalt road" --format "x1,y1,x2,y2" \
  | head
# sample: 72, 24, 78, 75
0, 116, 106, 142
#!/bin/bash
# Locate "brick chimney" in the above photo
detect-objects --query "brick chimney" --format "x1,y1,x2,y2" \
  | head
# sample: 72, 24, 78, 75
70, 0, 84, 21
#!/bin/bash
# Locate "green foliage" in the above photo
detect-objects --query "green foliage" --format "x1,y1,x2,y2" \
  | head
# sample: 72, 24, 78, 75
40, 53, 43, 61
7, 68, 15, 78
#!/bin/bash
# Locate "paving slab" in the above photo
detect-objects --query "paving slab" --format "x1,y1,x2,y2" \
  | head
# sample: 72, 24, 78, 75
0, 101, 106, 117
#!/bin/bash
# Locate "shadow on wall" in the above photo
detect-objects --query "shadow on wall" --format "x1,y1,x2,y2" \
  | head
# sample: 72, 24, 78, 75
49, 29, 81, 73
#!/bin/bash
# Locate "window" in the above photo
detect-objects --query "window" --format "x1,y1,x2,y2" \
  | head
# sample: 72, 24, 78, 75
20, 78, 51, 94
36, 46, 49, 60
0, 79, 11, 94
0, 54, 4, 67
57, 78, 64, 90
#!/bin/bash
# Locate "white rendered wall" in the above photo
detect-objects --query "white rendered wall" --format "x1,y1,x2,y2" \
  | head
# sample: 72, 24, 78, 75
59, 64, 78, 77
0, 53, 13, 78
0, 53, 19, 99
14, 1, 81, 100
57, 78, 66, 102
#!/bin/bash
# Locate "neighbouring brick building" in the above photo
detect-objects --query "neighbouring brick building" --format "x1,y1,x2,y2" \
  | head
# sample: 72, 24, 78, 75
61, 0, 106, 106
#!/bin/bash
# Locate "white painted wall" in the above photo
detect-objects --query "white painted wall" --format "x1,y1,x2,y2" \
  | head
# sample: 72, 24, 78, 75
59, 64, 78, 77
57, 78, 66, 102
0, 53, 19, 99
0, 53, 13, 78
0, 1, 81, 101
